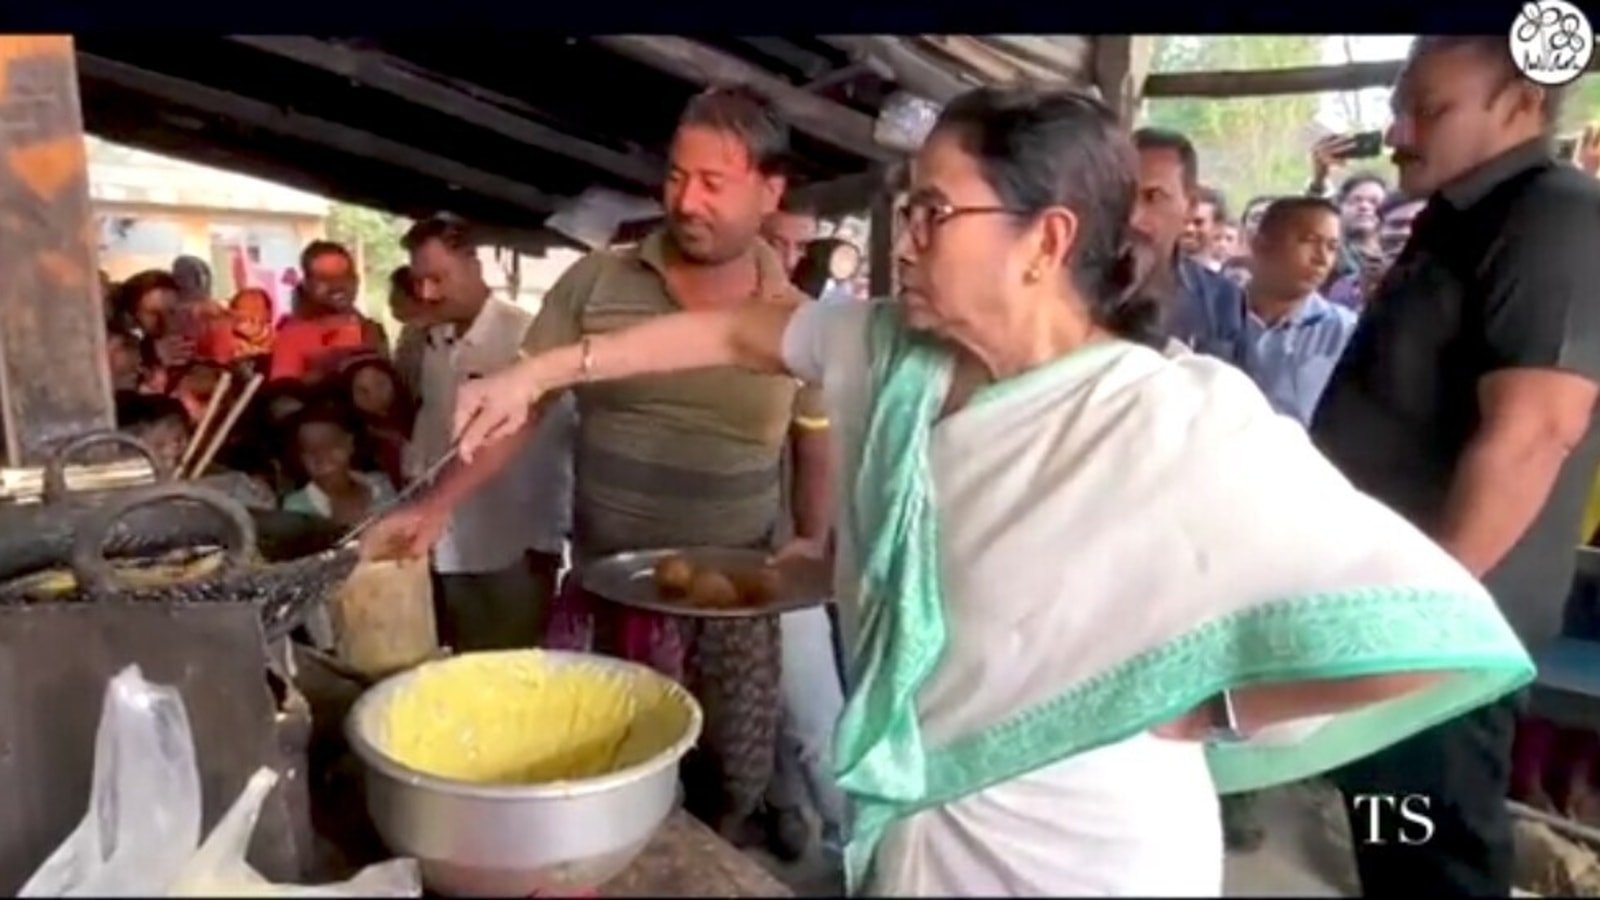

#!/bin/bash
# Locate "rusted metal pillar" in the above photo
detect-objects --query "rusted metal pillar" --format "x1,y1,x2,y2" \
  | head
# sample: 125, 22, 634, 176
0, 36, 114, 466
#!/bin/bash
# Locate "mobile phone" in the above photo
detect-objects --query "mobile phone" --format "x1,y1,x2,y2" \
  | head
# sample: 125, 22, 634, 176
1334, 131, 1385, 161
1558, 135, 1579, 160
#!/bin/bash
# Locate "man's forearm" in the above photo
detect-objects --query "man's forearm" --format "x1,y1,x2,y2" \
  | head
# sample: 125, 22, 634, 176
791, 429, 833, 542
1434, 432, 1571, 577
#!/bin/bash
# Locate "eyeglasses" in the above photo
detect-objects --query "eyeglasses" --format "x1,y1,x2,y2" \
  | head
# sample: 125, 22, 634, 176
896, 199, 1029, 251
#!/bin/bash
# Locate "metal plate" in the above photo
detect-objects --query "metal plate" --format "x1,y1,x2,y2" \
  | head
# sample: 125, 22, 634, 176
579, 548, 830, 620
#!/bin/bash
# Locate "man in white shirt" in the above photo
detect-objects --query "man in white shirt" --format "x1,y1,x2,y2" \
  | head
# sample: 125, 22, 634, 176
400, 215, 574, 651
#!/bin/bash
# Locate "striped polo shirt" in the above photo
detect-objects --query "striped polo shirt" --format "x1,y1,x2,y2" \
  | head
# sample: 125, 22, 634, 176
522, 230, 824, 559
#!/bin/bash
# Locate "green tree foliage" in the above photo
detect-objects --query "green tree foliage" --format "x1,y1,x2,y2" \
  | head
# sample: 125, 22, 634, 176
1141, 36, 1386, 213
1560, 74, 1600, 135
324, 202, 411, 309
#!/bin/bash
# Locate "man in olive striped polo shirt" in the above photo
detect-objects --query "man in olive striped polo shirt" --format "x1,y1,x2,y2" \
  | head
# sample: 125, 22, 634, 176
363, 85, 837, 854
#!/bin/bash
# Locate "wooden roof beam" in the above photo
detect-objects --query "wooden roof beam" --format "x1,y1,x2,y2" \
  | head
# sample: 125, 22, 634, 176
225, 36, 665, 189
818, 36, 972, 103
1144, 60, 1403, 98
1146, 57, 1600, 100
786, 165, 900, 219
1092, 36, 1155, 124
589, 35, 895, 162
76, 53, 564, 216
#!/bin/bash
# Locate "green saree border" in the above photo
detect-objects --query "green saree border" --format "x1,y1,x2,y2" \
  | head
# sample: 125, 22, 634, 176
841, 587, 1533, 893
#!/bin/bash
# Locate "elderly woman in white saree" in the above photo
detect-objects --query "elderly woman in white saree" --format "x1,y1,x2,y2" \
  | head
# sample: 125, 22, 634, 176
450, 88, 1533, 896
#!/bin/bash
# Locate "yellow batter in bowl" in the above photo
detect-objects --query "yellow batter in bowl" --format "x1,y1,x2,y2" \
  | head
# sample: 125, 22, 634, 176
374, 650, 695, 786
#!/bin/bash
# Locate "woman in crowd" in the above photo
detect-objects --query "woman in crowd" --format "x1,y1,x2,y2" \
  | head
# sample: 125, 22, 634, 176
228, 287, 277, 374
281, 404, 396, 526
451, 87, 1531, 896
337, 356, 415, 489
109, 269, 192, 390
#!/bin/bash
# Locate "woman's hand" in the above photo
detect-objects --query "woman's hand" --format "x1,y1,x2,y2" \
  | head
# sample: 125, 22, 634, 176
452, 361, 546, 463
359, 501, 449, 561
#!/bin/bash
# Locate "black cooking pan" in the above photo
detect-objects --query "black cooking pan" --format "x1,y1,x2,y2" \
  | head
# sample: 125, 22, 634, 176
0, 430, 343, 583
0, 481, 358, 642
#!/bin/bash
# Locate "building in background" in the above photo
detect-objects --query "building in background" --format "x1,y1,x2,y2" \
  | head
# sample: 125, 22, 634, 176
90, 138, 329, 320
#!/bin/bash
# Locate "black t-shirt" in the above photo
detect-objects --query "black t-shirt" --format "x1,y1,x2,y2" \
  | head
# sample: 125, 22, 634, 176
1311, 140, 1600, 647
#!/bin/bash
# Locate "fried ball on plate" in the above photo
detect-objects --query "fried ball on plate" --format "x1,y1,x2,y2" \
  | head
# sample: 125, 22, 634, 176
728, 567, 783, 607
687, 570, 741, 608
652, 553, 696, 596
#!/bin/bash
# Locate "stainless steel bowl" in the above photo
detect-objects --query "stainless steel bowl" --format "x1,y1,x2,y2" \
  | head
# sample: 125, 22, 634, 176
346, 649, 704, 897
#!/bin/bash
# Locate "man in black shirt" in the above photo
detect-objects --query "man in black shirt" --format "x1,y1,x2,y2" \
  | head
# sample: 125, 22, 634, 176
1312, 36, 1600, 896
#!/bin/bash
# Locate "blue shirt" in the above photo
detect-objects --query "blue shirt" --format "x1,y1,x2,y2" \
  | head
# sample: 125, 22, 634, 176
1166, 256, 1242, 349
1196, 292, 1358, 426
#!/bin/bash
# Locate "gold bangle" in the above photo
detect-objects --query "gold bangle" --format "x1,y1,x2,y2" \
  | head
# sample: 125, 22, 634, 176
793, 415, 831, 431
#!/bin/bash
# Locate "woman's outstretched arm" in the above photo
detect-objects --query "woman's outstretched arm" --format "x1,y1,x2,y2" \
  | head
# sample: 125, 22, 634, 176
452, 302, 800, 461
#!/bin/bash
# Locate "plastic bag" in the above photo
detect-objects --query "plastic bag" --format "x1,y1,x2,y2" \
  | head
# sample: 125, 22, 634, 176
169, 767, 419, 897
19, 664, 202, 897
20, 665, 421, 898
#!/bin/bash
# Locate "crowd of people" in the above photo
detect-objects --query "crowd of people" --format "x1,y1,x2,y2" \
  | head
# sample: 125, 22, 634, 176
93, 31, 1600, 899
102, 238, 425, 522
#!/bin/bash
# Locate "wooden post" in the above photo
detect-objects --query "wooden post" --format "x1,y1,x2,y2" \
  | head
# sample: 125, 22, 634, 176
1092, 36, 1156, 125
0, 36, 113, 466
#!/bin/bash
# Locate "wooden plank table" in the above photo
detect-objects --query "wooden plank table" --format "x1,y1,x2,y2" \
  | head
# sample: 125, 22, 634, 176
600, 809, 792, 898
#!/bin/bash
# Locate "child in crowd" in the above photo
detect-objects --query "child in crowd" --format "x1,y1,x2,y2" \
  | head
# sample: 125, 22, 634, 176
228, 287, 277, 374
106, 327, 148, 393
281, 405, 396, 527
337, 357, 415, 489
114, 390, 193, 475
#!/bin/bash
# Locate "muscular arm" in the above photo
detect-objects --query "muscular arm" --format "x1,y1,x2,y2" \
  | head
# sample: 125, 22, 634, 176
1436, 371, 1597, 576
1433, 192, 1600, 576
